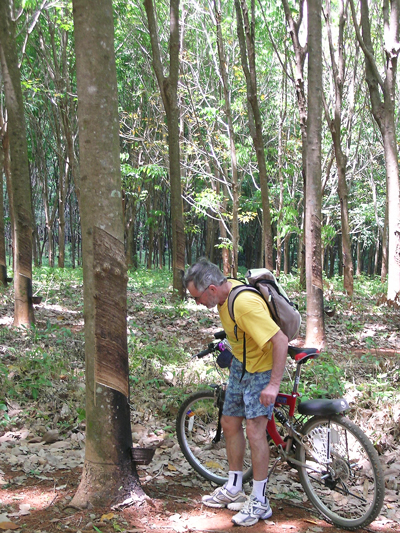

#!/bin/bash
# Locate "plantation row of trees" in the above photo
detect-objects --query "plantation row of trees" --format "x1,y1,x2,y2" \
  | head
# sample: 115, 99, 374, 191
0, 0, 399, 512
0, 0, 398, 290
1, 0, 400, 312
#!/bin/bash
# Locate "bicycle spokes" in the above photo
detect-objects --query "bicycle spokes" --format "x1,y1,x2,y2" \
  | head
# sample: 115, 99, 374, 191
297, 415, 384, 529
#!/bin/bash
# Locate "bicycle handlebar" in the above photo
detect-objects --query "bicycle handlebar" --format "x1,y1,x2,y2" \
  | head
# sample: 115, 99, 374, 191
195, 344, 217, 358
194, 331, 320, 364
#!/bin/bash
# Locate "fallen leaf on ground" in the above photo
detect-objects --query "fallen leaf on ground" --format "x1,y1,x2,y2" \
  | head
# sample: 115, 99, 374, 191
0, 522, 19, 531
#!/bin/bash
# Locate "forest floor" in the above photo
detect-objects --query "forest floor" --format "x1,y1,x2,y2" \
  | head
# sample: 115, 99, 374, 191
0, 270, 400, 533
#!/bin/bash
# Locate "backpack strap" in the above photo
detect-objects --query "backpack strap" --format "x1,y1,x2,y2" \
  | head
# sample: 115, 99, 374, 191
227, 284, 262, 382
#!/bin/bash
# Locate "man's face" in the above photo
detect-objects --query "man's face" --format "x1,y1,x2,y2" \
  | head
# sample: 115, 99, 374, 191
186, 281, 219, 309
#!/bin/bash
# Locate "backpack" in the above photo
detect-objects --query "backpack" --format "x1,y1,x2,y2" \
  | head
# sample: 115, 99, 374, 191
228, 268, 301, 341
227, 268, 301, 378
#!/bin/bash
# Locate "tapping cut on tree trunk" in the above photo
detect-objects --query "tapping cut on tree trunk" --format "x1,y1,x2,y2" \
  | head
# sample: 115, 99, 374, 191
71, 0, 143, 508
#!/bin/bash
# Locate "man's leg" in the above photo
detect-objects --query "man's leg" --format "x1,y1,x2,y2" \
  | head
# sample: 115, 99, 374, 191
201, 415, 247, 509
231, 369, 274, 526
246, 416, 270, 480
221, 414, 246, 470
202, 359, 248, 510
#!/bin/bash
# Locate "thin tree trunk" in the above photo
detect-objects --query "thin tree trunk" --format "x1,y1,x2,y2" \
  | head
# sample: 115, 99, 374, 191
144, 0, 185, 299
350, 0, 400, 301
0, 122, 6, 286
281, 0, 307, 288
213, 0, 240, 276
235, 0, 274, 270
323, 0, 354, 296
0, 1, 34, 326
381, 194, 388, 281
305, 0, 325, 348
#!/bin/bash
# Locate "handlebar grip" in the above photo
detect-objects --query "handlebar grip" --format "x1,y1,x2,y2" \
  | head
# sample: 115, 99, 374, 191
214, 330, 226, 340
195, 345, 215, 358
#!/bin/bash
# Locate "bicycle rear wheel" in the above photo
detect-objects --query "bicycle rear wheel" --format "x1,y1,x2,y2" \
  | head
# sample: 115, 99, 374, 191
176, 389, 253, 485
296, 414, 384, 529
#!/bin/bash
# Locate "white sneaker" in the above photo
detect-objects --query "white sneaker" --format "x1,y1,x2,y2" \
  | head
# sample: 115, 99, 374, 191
202, 483, 247, 510
231, 495, 272, 526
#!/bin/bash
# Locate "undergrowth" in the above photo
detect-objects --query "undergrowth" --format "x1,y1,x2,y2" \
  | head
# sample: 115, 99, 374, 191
0, 267, 399, 444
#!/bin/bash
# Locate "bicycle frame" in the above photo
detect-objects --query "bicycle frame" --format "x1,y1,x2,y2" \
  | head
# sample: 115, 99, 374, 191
267, 351, 304, 449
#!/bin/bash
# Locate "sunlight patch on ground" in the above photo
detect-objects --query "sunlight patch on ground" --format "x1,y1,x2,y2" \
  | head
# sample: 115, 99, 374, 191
39, 303, 80, 315
0, 316, 13, 326
0, 483, 64, 512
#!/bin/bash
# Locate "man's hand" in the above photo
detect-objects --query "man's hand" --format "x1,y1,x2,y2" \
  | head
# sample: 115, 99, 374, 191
259, 329, 288, 408
259, 382, 280, 407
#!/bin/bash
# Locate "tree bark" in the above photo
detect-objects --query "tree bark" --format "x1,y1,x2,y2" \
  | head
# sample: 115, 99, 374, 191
0, 0, 34, 326
0, 119, 6, 286
214, 0, 240, 276
323, 0, 354, 296
71, 0, 142, 508
350, 0, 400, 302
144, 0, 185, 298
235, 0, 274, 270
305, 0, 325, 348
281, 0, 308, 287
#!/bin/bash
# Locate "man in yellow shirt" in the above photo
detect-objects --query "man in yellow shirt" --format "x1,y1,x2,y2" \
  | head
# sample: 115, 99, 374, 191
184, 259, 288, 527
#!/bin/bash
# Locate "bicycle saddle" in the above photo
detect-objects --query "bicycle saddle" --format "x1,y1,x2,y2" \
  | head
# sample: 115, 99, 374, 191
297, 398, 350, 416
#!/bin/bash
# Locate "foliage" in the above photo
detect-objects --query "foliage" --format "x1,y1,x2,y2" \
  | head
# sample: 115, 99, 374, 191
0, 0, 392, 281
0, 268, 399, 451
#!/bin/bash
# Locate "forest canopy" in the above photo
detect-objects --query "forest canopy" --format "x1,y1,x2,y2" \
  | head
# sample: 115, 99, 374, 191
1, 0, 399, 309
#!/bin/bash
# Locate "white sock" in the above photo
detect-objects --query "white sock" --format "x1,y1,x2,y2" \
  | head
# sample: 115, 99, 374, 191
252, 477, 268, 503
226, 471, 243, 494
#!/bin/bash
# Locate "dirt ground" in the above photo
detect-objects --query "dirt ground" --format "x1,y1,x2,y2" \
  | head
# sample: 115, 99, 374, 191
0, 462, 398, 533
1, 282, 399, 533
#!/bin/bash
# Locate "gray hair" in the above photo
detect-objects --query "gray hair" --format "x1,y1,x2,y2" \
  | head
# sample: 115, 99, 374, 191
183, 258, 226, 291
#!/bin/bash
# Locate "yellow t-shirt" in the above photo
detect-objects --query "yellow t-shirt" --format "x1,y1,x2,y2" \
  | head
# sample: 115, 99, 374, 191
218, 280, 280, 373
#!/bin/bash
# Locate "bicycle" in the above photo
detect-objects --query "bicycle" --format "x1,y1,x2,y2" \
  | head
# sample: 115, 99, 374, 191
176, 331, 385, 530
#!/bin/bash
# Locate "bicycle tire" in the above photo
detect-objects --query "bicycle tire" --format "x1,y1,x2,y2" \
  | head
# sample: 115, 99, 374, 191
296, 414, 385, 529
176, 389, 253, 485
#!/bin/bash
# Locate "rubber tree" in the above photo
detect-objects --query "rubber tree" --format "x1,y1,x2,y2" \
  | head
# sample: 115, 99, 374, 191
350, 0, 400, 303
305, 0, 326, 348
235, 0, 274, 271
281, 0, 308, 287
144, 0, 185, 299
0, 112, 6, 286
70, 0, 143, 508
212, 0, 240, 276
323, 0, 354, 296
0, 0, 34, 325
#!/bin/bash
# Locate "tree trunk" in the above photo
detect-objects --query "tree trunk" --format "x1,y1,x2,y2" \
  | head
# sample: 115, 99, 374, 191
213, 0, 240, 276
144, 0, 185, 299
0, 1, 34, 326
323, 0, 354, 296
356, 236, 362, 276
381, 195, 388, 281
350, 0, 400, 302
281, 0, 307, 288
235, 0, 274, 270
71, 0, 142, 508
305, 0, 325, 348
0, 124, 6, 286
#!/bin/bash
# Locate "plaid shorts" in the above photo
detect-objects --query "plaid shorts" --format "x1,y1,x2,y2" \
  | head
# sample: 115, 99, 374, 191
222, 356, 274, 420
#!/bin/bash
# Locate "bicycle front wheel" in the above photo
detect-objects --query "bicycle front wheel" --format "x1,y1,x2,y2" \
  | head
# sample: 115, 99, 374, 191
176, 389, 253, 485
296, 414, 384, 529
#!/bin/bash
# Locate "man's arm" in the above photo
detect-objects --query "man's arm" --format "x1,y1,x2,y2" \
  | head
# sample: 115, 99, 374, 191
259, 329, 288, 407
